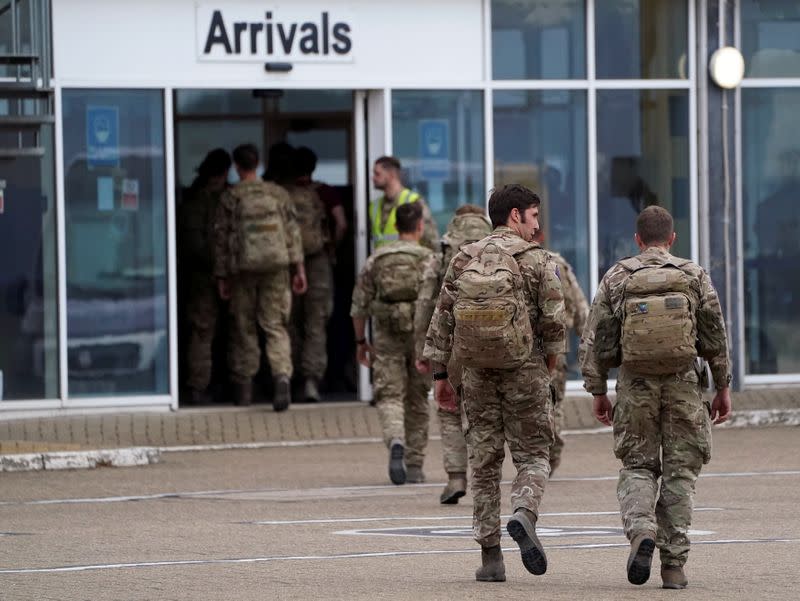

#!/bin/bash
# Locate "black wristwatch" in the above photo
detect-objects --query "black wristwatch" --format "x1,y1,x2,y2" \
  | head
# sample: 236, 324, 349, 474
432, 371, 449, 381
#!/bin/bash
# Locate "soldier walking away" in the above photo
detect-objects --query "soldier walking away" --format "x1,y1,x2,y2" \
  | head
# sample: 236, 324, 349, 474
424, 184, 566, 582
178, 148, 231, 406
414, 204, 492, 504
579, 205, 732, 590
370, 156, 439, 251
214, 143, 307, 410
532, 228, 589, 475
351, 202, 433, 486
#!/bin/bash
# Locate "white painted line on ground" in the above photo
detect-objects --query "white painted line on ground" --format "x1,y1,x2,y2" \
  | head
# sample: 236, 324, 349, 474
1, 539, 797, 575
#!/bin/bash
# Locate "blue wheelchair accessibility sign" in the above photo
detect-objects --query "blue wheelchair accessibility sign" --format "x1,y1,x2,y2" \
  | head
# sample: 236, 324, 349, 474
86, 106, 120, 168
419, 119, 449, 180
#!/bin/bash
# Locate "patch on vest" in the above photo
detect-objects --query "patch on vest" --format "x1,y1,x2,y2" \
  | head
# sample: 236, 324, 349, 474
634, 302, 648, 314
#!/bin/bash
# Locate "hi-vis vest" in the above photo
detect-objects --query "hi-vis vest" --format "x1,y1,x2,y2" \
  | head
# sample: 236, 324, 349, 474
370, 188, 420, 248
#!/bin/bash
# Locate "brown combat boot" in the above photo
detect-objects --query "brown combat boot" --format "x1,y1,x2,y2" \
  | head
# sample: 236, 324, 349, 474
234, 381, 252, 407
272, 375, 291, 412
661, 566, 688, 589
506, 508, 547, 575
303, 378, 320, 403
406, 465, 425, 483
475, 545, 506, 582
626, 531, 656, 585
440, 472, 467, 504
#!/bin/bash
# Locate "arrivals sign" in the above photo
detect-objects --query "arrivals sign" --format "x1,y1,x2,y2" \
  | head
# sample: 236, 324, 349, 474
196, 4, 354, 63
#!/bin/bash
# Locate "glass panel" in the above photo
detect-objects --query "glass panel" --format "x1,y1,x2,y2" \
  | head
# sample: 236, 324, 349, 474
278, 90, 352, 113
494, 89, 588, 377
62, 90, 169, 397
392, 90, 484, 233
596, 90, 690, 281
595, 0, 688, 79
742, 0, 800, 78
175, 90, 261, 115
286, 128, 349, 185
0, 127, 58, 400
742, 88, 800, 374
491, 0, 585, 79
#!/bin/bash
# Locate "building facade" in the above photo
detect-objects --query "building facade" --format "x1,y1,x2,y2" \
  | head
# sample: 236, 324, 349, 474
0, 0, 798, 414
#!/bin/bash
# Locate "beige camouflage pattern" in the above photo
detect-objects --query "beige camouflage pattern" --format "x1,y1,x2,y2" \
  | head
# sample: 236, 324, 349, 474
547, 251, 589, 469
286, 183, 328, 257
228, 270, 293, 381
372, 190, 440, 251
351, 240, 433, 466
580, 245, 731, 568
423, 226, 566, 548
292, 251, 333, 379
214, 180, 302, 278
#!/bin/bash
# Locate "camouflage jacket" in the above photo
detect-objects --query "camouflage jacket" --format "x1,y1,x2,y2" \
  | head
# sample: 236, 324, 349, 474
213, 179, 303, 278
548, 250, 589, 351
414, 251, 446, 359
422, 226, 566, 368
579, 246, 732, 394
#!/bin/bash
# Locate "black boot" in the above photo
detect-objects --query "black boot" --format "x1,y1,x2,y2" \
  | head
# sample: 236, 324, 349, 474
234, 381, 252, 407
273, 375, 291, 412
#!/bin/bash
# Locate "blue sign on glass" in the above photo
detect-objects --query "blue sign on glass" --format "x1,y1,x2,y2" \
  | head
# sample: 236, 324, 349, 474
86, 105, 120, 168
419, 119, 449, 180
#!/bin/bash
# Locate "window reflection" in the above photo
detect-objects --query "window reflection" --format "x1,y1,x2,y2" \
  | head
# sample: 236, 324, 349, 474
62, 90, 169, 397
392, 91, 484, 233
596, 90, 690, 281
742, 0, 800, 78
743, 88, 800, 374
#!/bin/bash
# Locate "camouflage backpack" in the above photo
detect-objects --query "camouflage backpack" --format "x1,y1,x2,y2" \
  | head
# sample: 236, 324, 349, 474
370, 244, 430, 334
231, 181, 289, 273
441, 212, 492, 273
618, 257, 699, 375
288, 183, 327, 256
452, 239, 535, 369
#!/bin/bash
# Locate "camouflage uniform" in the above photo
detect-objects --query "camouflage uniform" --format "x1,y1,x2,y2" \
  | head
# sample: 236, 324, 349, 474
371, 189, 440, 251
214, 180, 303, 383
579, 246, 731, 568
351, 240, 433, 469
424, 226, 566, 547
546, 251, 589, 471
286, 183, 333, 381
178, 185, 223, 393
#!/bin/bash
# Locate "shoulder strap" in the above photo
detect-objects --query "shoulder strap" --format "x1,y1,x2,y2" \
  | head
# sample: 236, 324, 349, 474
618, 256, 645, 272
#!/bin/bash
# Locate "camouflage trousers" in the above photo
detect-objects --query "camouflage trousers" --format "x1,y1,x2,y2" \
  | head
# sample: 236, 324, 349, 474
549, 355, 568, 471
462, 359, 554, 547
185, 272, 220, 391
438, 393, 468, 474
372, 334, 431, 468
228, 270, 293, 382
291, 252, 333, 379
613, 365, 712, 568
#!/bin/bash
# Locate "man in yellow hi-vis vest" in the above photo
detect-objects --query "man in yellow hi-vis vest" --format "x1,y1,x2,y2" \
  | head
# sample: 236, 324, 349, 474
370, 156, 439, 250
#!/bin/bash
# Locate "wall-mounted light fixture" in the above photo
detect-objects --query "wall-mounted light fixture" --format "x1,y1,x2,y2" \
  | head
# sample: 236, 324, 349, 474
709, 47, 745, 89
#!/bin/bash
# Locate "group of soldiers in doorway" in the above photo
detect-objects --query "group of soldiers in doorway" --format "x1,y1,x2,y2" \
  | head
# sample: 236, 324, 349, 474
178, 142, 347, 410
353, 165, 732, 590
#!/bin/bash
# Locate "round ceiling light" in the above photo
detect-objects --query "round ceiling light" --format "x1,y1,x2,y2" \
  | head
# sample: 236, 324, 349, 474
709, 46, 745, 89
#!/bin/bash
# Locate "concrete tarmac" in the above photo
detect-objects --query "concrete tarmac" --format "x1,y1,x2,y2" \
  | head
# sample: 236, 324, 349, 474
1, 426, 799, 600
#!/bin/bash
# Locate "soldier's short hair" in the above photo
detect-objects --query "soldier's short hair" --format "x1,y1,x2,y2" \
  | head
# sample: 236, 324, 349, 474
637, 205, 673, 244
375, 155, 402, 172
488, 184, 541, 228
455, 204, 486, 216
396, 202, 423, 234
233, 144, 259, 171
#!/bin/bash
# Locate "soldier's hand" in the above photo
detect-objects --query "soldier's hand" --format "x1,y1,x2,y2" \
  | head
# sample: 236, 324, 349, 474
415, 359, 431, 374
435, 380, 457, 413
217, 278, 232, 300
292, 272, 308, 295
711, 387, 732, 425
356, 342, 374, 367
593, 394, 613, 426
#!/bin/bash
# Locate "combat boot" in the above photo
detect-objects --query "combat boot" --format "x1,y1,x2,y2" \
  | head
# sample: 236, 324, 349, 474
626, 531, 656, 585
234, 381, 252, 407
506, 508, 547, 575
304, 378, 320, 403
475, 545, 506, 582
187, 388, 212, 406
406, 465, 425, 483
273, 375, 291, 412
440, 472, 467, 504
388, 439, 406, 485
661, 566, 688, 589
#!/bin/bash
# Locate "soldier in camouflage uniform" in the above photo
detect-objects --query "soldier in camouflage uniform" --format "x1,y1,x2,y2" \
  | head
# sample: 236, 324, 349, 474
351, 202, 432, 486
579, 206, 732, 590
423, 185, 565, 582
178, 149, 231, 405
414, 205, 492, 504
214, 144, 307, 411
532, 229, 589, 474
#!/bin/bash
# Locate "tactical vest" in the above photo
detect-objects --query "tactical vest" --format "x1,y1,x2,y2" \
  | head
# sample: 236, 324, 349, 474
441, 213, 492, 273
370, 244, 429, 334
452, 238, 535, 369
370, 189, 420, 248
231, 181, 289, 273
287, 184, 327, 257
617, 256, 698, 375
